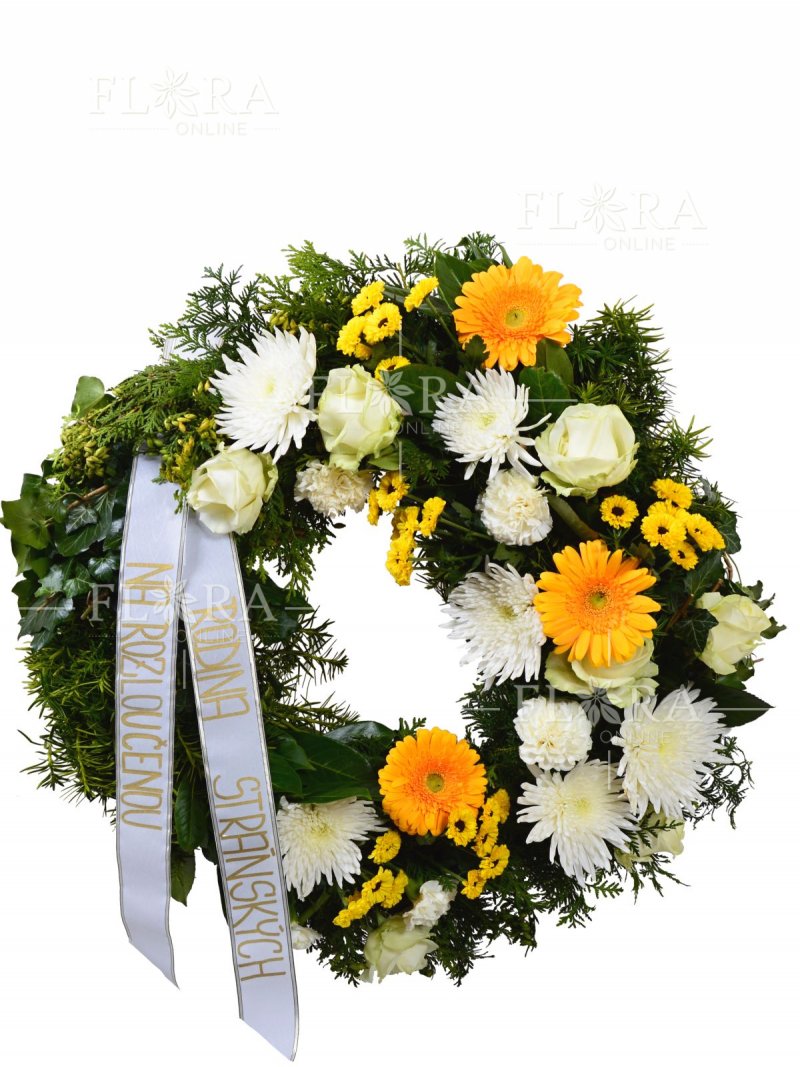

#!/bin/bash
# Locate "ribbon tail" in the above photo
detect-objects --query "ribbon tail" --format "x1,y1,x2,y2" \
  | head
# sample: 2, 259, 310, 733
181, 511, 299, 1060
115, 453, 185, 985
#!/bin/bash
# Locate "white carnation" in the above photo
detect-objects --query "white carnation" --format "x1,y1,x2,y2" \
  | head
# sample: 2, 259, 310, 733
478, 469, 553, 545
294, 459, 372, 518
403, 880, 456, 929
514, 695, 592, 773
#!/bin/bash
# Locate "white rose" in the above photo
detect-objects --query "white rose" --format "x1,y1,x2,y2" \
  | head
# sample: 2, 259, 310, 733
363, 916, 437, 982
535, 403, 637, 497
317, 365, 403, 470
696, 592, 771, 675
616, 809, 685, 870
545, 640, 659, 709
290, 923, 320, 951
403, 880, 456, 929
187, 448, 277, 534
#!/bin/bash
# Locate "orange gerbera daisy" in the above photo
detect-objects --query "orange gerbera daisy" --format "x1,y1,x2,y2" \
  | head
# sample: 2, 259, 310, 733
452, 256, 582, 371
378, 727, 487, 836
534, 540, 660, 668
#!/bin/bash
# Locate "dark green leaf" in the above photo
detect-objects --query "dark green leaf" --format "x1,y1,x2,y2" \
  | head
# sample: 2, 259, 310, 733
676, 608, 716, 653
384, 363, 459, 418
276, 735, 314, 771
433, 252, 492, 309
268, 751, 304, 795
55, 523, 102, 557
700, 684, 772, 728
518, 367, 572, 424
536, 338, 574, 386
684, 551, 724, 596
174, 776, 210, 851
87, 554, 119, 581
1, 496, 50, 549
170, 849, 196, 905
64, 503, 98, 533
70, 375, 106, 417
327, 721, 395, 747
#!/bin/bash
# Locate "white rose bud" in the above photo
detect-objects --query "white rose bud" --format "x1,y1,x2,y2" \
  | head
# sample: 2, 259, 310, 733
317, 365, 403, 470
403, 880, 456, 929
187, 448, 277, 535
535, 403, 637, 497
696, 592, 771, 675
616, 809, 685, 870
545, 639, 659, 710
363, 916, 437, 982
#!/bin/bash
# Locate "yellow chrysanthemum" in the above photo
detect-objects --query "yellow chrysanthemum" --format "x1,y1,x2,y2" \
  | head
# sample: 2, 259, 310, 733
474, 817, 499, 858
461, 869, 487, 899
684, 513, 726, 552
652, 478, 694, 510
363, 303, 402, 344
600, 495, 639, 530
452, 255, 582, 371
378, 869, 409, 909
386, 531, 415, 586
375, 355, 410, 380
483, 789, 511, 825
479, 844, 510, 881
369, 830, 402, 864
535, 540, 660, 667
404, 276, 439, 311
367, 490, 380, 525
354, 342, 372, 360
352, 280, 385, 315
392, 505, 419, 537
446, 804, 478, 846
378, 727, 487, 836
375, 471, 409, 511
337, 315, 367, 357
418, 496, 446, 537
669, 541, 699, 571
641, 510, 687, 550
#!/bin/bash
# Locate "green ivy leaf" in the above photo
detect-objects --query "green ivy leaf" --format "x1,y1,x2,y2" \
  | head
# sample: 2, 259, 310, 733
64, 503, 99, 533
170, 849, 196, 906
70, 375, 106, 417
87, 554, 118, 581
675, 608, 716, 653
1, 496, 50, 550
684, 551, 724, 596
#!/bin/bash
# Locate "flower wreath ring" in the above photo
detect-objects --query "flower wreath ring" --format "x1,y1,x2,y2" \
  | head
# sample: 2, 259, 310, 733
4, 239, 780, 1003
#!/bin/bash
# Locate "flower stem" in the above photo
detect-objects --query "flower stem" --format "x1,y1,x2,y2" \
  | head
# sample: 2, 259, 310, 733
547, 495, 604, 541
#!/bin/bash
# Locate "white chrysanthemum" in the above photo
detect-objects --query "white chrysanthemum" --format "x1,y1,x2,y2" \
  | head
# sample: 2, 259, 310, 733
478, 469, 553, 545
517, 761, 636, 883
276, 797, 383, 900
212, 327, 317, 459
431, 368, 543, 479
403, 880, 456, 929
294, 459, 372, 518
443, 561, 545, 686
514, 696, 592, 772
613, 687, 727, 819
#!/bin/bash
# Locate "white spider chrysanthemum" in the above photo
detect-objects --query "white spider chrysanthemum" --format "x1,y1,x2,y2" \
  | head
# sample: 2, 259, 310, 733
517, 761, 636, 883
431, 368, 543, 479
478, 469, 553, 545
514, 696, 592, 773
613, 687, 727, 819
212, 327, 317, 459
276, 796, 383, 900
443, 561, 545, 686
294, 459, 372, 518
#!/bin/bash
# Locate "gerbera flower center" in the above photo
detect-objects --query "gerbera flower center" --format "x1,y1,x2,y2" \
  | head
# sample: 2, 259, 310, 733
425, 772, 445, 793
504, 306, 528, 329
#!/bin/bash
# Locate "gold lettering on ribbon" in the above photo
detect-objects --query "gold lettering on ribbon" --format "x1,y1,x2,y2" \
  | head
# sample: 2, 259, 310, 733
117, 562, 174, 831
187, 597, 250, 720
213, 775, 288, 979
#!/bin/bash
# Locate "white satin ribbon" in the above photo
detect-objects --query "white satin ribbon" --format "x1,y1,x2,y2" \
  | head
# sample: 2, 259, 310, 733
115, 454, 298, 1059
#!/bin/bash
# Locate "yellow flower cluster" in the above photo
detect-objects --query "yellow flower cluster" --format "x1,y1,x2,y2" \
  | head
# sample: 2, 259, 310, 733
600, 494, 639, 530
384, 497, 447, 586
332, 866, 409, 928
375, 355, 410, 380
337, 280, 403, 359
369, 830, 402, 864
638, 480, 725, 571
459, 790, 511, 899
404, 275, 439, 311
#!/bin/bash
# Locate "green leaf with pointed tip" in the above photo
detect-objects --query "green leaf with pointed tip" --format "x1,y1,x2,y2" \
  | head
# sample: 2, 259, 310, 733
268, 751, 304, 795
536, 338, 574, 386
700, 685, 772, 728
174, 777, 210, 852
384, 363, 459, 418
70, 376, 106, 417
170, 849, 196, 905
518, 367, 572, 425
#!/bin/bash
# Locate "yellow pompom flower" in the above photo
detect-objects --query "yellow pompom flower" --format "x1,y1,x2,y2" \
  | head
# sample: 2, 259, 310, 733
375, 471, 409, 511
669, 540, 699, 570
418, 497, 446, 537
367, 490, 381, 525
453, 255, 582, 371
479, 844, 510, 881
461, 869, 487, 899
352, 280, 385, 315
483, 789, 511, 824
535, 540, 660, 667
354, 342, 372, 360
404, 276, 439, 311
392, 505, 419, 537
369, 830, 402, 864
474, 817, 499, 858
641, 510, 687, 550
600, 495, 639, 530
386, 531, 415, 586
378, 727, 487, 836
446, 804, 478, 846
378, 869, 409, 909
375, 355, 410, 379
337, 315, 367, 357
363, 303, 402, 344
684, 513, 726, 552
652, 478, 694, 510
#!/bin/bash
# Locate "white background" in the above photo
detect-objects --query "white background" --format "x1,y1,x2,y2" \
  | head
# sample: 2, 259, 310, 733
1, 1, 798, 1063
